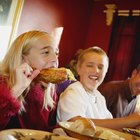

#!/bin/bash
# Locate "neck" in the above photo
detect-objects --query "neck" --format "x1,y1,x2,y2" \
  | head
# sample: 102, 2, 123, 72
79, 81, 97, 93
84, 86, 96, 94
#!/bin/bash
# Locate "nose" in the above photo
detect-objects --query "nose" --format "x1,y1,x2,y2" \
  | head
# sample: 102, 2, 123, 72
52, 52, 58, 60
50, 52, 59, 66
92, 66, 99, 73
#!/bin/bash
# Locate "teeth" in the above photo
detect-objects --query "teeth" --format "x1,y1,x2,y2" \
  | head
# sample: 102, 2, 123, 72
89, 75, 98, 80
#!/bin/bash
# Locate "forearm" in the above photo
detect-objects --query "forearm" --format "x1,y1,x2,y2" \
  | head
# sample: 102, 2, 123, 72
68, 115, 140, 130
91, 118, 123, 130
91, 116, 138, 130
68, 116, 129, 130
11, 85, 26, 98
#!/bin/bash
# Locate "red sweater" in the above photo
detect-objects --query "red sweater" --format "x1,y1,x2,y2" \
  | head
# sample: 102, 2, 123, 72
0, 76, 58, 131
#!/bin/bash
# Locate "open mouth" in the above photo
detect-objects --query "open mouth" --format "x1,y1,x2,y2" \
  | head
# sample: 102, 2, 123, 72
89, 75, 98, 81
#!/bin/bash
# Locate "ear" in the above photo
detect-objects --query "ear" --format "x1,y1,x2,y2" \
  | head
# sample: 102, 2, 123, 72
131, 69, 137, 78
76, 64, 80, 75
22, 55, 29, 63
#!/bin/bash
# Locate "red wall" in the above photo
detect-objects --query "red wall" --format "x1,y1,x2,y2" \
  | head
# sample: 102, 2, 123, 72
18, 0, 93, 66
18, 0, 63, 34
86, 0, 140, 52
18, 0, 140, 67
55, 0, 94, 66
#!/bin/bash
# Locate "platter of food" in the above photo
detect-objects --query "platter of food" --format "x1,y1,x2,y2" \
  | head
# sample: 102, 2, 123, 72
59, 119, 140, 140
0, 129, 77, 140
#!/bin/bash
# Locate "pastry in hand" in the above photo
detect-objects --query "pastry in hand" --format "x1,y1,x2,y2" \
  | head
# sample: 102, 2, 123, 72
37, 67, 76, 84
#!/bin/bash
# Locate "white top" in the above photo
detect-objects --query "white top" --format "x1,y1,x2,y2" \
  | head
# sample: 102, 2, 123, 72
57, 81, 113, 122
134, 94, 140, 113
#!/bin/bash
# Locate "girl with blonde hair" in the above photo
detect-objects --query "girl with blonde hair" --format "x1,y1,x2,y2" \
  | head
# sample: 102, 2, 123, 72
57, 46, 140, 130
0, 30, 59, 131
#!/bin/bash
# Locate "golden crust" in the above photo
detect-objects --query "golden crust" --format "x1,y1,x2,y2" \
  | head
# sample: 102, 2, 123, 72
38, 67, 76, 84
69, 118, 96, 136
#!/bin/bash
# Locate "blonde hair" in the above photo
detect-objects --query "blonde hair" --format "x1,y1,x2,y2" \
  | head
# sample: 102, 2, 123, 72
0, 30, 56, 111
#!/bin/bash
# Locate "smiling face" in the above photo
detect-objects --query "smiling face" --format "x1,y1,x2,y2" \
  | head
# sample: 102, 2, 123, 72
77, 51, 108, 92
23, 35, 59, 70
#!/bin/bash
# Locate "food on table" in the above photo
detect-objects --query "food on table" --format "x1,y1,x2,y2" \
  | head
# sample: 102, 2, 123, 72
69, 118, 125, 140
69, 118, 96, 137
99, 130, 125, 140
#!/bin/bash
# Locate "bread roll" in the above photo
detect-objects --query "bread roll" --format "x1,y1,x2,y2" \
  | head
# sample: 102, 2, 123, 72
69, 118, 125, 140
69, 118, 96, 136
37, 67, 76, 84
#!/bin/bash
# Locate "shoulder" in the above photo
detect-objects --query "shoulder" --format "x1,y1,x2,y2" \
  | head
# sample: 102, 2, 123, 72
59, 81, 85, 99
63, 81, 82, 91
98, 80, 125, 92
100, 80, 124, 87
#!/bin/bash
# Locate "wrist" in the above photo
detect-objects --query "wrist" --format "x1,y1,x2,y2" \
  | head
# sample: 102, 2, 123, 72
11, 85, 25, 98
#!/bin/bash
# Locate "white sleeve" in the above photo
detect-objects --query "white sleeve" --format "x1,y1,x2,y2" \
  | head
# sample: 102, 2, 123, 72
57, 88, 87, 122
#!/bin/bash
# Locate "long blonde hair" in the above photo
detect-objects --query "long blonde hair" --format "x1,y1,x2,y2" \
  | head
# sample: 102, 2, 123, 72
0, 30, 56, 111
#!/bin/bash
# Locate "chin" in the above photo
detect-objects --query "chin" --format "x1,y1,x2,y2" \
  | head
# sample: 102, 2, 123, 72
87, 86, 96, 92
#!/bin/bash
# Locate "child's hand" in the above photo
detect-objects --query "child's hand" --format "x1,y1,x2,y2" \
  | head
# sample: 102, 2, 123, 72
11, 63, 40, 98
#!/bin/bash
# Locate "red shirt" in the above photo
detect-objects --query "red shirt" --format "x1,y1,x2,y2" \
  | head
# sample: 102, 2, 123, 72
0, 76, 58, 131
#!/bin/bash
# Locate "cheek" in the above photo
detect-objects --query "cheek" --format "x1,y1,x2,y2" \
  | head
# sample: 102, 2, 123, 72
136, 76, 140, 83
30, 59, 46, 69
98, 71, 106, 80
132, 77, 139, 85
79, 70, 89, 80
101, 69, 107, 76
77, 67, 85, 76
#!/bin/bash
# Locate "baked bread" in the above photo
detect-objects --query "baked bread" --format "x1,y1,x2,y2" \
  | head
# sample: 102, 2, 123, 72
99, 130, 125, 140
37, 67, 76, 84
69, 118, 96, 136
69, 118, 125, 140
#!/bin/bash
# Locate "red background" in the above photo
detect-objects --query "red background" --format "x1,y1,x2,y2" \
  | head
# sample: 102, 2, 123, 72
17, 0, 140, 67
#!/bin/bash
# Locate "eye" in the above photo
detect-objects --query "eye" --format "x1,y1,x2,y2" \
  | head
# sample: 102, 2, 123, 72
42, 50, 49, 54
87, 64, 93, 67
41, 48, 49, 54
98, 65, 103, 70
